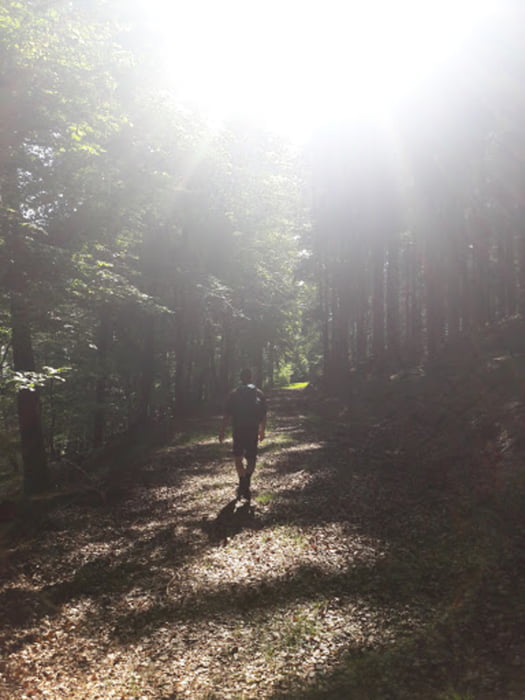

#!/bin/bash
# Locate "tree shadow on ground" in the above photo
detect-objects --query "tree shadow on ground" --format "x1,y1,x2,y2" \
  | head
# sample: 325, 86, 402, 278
3, 388, 518, 699
107, 552, 432, 645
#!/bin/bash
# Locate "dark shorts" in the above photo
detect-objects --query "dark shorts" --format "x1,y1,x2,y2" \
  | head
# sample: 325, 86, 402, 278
232, 425, 258, 460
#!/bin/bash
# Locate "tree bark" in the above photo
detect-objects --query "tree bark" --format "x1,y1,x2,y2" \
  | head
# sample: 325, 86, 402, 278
386, 233, 401, 366
93, 304, 111, 447
3, 165, 49, 492
371, 242, 385, 367
10, 292, 49, 494
138, 313, 155, 422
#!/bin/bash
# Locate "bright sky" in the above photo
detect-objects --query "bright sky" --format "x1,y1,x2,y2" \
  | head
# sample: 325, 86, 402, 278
146, 0, 505, 140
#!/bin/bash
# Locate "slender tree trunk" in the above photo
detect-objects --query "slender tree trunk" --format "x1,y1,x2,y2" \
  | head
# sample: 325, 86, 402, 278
219, 314, 233, 397
255, 344, 264, 388
371, 242, 385, 367
386, 233, 401, 366
424, 215, 446, 359
10, 292, 49, 494
319, 262, 331, 387
446, 220, 463, 340
267, 342, 275, 388
516, 205, 525, 315
355, 301, 368, 366
471, 213, 492, 326
2, 162, 49, 492
138, 314, 155, 422
93, 304, 111, 447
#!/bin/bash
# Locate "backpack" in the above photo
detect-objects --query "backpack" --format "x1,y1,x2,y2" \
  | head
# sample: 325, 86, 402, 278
231, 384, 263, 427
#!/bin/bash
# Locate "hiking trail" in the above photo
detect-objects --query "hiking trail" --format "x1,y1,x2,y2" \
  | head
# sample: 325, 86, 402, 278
0, 388, 522, 699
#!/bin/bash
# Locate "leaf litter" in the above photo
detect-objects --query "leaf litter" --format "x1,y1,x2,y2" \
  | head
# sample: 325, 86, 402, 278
1, 386, 524, 698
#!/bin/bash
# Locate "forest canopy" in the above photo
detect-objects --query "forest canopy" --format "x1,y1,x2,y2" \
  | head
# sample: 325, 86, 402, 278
0, 0, 523, 493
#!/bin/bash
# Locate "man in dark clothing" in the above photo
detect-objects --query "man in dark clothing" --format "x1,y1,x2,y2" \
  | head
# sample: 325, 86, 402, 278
219, 368, 267, 501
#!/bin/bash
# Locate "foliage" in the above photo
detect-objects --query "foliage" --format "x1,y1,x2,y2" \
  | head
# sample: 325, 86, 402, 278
0, 0, 307, 481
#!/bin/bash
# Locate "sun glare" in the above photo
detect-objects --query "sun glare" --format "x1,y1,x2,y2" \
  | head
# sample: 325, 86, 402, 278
146, 0, 505, 139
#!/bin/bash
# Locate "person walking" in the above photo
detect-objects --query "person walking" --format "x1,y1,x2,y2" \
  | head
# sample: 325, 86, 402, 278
219, 369, 267, 501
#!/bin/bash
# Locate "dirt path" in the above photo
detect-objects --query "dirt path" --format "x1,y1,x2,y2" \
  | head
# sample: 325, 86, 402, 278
0, 389, 521, 699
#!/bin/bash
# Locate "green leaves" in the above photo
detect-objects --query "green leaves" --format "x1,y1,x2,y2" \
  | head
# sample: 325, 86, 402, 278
7, 365, 70, 392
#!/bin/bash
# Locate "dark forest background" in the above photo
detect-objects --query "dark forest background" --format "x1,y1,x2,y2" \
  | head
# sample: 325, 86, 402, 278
1, 0, 524, 494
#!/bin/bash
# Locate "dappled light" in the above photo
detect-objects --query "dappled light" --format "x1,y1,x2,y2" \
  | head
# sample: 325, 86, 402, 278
1, 391, 438, 698
1, 0, 524, 697
2, 381, 524, 697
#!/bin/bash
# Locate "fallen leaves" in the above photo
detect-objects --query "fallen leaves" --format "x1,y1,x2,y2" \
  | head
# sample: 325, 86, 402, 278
1, 390, 524, 698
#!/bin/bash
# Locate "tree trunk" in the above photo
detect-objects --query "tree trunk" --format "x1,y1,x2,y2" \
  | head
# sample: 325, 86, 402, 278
331, 278, 350, 393
470, 212, 492, 327
254, 343, 264, 388
319, 262, 331, 388
10, 292, 49, 494
424, 215, 446, 360
175, 330, 191, 413
2, 151, 49, 493
386, 233, 401, 366
446, 218, 463, 339
93, 304, 111, 447
371, 242, 385, 367
138, 313, 155, 422
219, 314, 233, 398
267, 342, 275, 388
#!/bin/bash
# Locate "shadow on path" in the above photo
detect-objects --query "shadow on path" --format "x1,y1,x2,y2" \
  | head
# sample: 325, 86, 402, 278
201, 498, 259, 544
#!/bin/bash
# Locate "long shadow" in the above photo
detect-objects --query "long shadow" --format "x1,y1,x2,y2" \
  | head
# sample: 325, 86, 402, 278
201, 498, 259, 544
0, 492, 210, 637
1, 388, 492, 695
108, 550, 435, 644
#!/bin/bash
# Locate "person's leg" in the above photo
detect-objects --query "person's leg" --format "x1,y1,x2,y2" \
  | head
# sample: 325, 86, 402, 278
232, 431, 247, 498
243, 431, 258, 499
242, 457, 255, 499
234, 455, 245, 478
246, 457, 256, 477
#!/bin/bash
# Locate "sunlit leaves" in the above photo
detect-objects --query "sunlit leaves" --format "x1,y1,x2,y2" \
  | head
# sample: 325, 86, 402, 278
7, 365, 70, 392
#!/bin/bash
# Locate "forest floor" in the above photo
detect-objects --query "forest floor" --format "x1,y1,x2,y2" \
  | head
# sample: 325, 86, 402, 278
1, 371, 524, 699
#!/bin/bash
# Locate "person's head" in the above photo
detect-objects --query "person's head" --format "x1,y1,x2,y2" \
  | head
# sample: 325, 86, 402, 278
240, 368, 252, 384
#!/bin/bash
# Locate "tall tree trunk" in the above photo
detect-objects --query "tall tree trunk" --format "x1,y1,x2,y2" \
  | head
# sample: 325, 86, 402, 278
138, 313, 155, 422
404, 242, 424, 365
3, 165, 49, 492
219, 314, 233, 398
446, 217, 464, 340
386, 233, 401, 366
424, 215, 446, 359
352, 248, 368, 366
10, 291, 49, 494
319, 261, 331, 388
371, 242, 385, 367
93, 304, 111, 447
470, 212, 492, 327
175, 329, 191, 413
516, 205, 525, 315
254, 343, 264, 388
267, 342, 275, 389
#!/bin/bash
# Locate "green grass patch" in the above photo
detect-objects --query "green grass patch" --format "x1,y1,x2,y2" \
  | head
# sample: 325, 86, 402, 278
260, 433, 295, 451
263, 605, 323, 660
276, 523, 307, 548
255, 492, 274, 505
173, 428, 218, 446
282, 382, 309, 390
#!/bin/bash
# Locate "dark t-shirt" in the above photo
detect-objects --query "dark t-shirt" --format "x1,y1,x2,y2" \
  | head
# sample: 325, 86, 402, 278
225, 383, 267, 432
